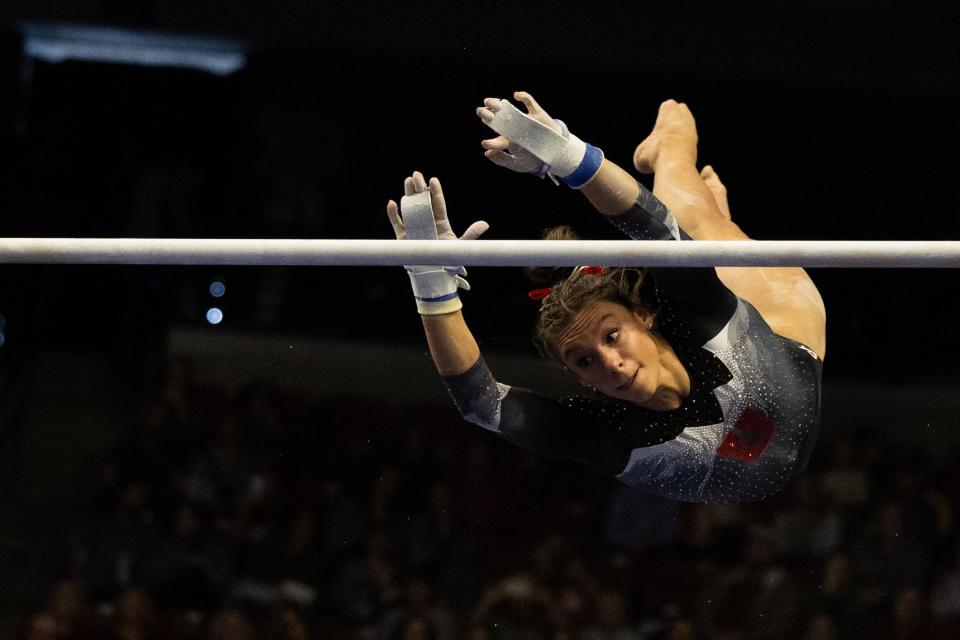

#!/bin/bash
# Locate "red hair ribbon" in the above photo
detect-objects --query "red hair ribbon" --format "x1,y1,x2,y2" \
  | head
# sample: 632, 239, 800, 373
528, 266, 605, 301
528, 288, 552, 301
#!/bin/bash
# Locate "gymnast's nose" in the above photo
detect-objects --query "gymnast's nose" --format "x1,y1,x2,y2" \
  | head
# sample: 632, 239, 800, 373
600, 348, 624, 375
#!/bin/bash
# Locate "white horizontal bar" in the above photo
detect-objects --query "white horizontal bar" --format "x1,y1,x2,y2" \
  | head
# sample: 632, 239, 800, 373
0, 238, 959, 268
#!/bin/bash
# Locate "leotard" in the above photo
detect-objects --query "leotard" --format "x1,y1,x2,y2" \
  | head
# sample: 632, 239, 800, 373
443, 184, 822, 503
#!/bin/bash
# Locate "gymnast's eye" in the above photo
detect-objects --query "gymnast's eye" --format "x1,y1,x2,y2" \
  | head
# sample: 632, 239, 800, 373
606, 330, 619, 344
575, 356, 593, 369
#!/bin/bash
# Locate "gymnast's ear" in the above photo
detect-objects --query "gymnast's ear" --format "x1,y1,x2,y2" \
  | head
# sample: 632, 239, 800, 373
632, 305, 655, 329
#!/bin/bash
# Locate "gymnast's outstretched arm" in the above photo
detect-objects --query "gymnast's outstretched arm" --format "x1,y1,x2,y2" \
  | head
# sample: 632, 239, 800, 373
385, 170, 655, 473
385, 171, 484, 376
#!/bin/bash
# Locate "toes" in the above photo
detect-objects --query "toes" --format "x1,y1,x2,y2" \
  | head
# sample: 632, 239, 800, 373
701, 165, 726, 190
632, 141, 654, 174
658, 99, 678, 115
657, 99, 695, 126
700, 165, 731, 220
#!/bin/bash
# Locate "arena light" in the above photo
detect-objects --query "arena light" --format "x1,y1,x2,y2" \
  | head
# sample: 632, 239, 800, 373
19, 21, 247, 76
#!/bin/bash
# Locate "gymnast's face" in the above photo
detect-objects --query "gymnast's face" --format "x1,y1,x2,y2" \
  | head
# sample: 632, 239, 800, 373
553, 300, 660, 404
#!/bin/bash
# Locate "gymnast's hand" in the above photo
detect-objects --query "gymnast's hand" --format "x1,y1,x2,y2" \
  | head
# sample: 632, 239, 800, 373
476, 91, 603, 189
386, 171, 488, 315
386, 171, 488, 242
477, 91, 563, 174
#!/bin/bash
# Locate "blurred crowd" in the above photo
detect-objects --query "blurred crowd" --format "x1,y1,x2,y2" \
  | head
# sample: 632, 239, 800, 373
15, 359, 960, 640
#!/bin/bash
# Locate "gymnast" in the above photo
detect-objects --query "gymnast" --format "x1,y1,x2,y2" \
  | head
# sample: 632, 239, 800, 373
385, 93, 826, 503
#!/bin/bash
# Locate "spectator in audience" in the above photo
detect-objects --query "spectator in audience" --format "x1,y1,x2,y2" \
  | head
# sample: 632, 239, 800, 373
111, 587, 159, 640
800, 612, 838, 640
817, 436, 871, 508
470, 573, 567, 639
770, 476, 843, 561
854, 502, 931, 601
391, 613, 439, 640
696, 524, 799, 638
206, 609, 258, 640
580, 589, 642, 640
890, 585, 930, 639
74, 477, 158, 602
381, 574, 455, 640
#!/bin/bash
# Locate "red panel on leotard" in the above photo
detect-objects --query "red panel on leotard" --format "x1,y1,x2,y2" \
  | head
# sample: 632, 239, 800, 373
716, 406, 777, 462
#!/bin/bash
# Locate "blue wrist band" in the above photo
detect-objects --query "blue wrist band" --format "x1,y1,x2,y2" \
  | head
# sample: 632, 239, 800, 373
561, 144, 604, 189
415, 291, 460, 303
414, 291, 462, 315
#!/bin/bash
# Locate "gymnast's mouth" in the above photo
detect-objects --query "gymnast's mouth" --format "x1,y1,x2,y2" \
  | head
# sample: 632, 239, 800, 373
617, 368, 639, 392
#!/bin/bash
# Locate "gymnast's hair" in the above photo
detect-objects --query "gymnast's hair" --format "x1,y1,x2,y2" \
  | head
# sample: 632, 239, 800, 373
528, 226, 650, 363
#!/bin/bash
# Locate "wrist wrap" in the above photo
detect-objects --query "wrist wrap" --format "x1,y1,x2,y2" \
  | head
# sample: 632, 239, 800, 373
400, 191, 469, 315
487, 100, 604, 188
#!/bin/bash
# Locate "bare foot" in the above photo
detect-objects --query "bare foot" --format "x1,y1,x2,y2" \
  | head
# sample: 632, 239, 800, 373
632, 100, 699, 174
700, 165, 731, 220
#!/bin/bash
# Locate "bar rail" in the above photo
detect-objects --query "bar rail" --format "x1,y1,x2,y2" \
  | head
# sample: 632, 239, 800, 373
1, 238, 959, 267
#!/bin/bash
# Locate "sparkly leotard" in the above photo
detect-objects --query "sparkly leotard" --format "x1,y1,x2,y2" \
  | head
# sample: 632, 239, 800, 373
443, 184, 822, 503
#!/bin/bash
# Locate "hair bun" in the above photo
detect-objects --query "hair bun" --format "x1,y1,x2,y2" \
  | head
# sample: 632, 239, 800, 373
524, 226, 581, 287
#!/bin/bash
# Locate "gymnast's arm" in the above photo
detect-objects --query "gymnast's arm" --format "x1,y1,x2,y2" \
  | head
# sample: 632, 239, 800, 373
437, 344, 642, 476
420, 311, 478, 377
421, 315, 591, 459
386, 172, 640, 474
418, 300, 582, 452
385, 171, 486, 377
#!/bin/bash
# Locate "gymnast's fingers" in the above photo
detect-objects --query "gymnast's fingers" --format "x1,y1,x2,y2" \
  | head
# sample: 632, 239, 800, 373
411, 171, 428, 193
428, 177, 448, 222
386, 200, 405, 239
481, 136, 511, 151
483, 97, 504, 113
484, 149, 525, 171
514, 91, 544, 115
459, 220, 490, 241
403, 176, 415, 196
476, 106, 495, 124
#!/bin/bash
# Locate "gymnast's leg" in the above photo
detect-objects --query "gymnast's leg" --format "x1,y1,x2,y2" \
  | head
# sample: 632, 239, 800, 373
700, 165, 731, 220
632, 100, 744, 240
633, 101, 826, 358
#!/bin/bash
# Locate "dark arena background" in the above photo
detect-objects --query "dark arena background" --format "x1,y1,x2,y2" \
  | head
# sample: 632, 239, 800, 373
1, 2, 959, 638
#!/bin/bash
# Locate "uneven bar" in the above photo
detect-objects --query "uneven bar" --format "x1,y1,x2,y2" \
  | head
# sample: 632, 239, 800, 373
0, 238, 959, 268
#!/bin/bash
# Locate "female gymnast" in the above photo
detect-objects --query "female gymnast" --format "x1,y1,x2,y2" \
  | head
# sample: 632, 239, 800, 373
385, 94, 826, 503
